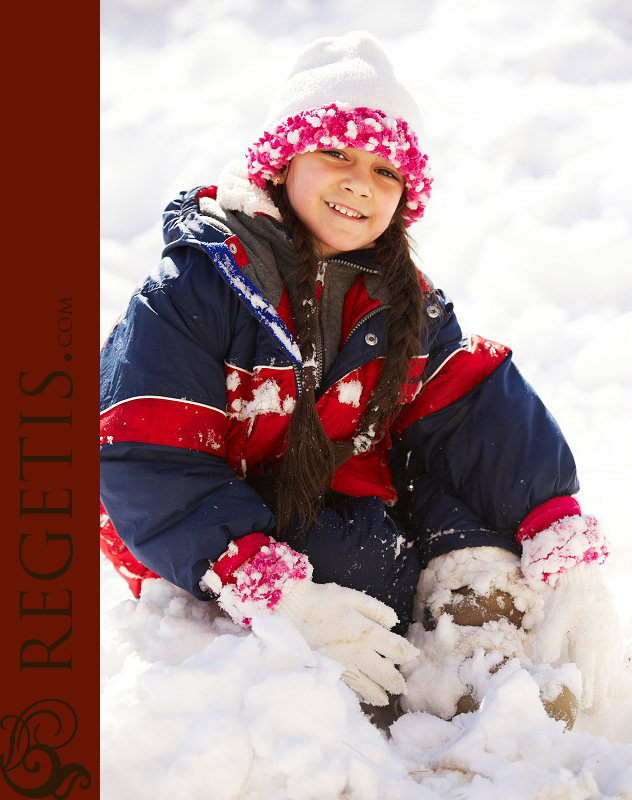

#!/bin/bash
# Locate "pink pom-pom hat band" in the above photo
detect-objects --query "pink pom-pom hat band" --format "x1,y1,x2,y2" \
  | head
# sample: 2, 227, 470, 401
520, 514, 609, 587
246, 103, 432, 226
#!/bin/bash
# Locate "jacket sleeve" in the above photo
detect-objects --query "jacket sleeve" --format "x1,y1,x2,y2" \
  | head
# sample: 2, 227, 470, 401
391, 291, 580, 538
100, 244, 276, 598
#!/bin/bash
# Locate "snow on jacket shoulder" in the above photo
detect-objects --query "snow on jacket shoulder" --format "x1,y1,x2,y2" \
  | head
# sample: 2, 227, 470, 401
100, 182, 579, 598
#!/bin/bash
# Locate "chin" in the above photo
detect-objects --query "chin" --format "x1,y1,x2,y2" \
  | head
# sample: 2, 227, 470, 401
324, 237, 369, 255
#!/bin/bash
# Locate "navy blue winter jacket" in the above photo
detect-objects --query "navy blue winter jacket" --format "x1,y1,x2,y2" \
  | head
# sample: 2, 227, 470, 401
100, 184, 579, 600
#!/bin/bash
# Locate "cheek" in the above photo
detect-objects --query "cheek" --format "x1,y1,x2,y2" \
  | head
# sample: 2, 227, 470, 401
378, 194, 402, 228
383, 191, 404, 224
285, 180, 304, 219
286, 172, 315, 214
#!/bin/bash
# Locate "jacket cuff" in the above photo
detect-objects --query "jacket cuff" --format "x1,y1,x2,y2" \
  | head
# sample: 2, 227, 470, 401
202, 532, 272, 594
516, 496, 581, 543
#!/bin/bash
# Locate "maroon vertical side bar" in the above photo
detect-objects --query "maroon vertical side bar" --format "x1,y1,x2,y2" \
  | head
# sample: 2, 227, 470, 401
1, 4, 99, 798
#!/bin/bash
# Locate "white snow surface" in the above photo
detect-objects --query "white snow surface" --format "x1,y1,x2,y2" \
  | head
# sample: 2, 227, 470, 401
101, 1, 632, 797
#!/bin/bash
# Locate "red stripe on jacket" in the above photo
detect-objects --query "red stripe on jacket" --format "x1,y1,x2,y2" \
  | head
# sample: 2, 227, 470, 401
100, 397, 227, 456
393, 335, 510, 435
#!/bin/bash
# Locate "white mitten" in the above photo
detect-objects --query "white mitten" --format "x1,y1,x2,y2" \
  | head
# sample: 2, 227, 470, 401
276, 578, 419, 706
520, 514, 620, 711
202, 539, 418, 706
531, 563, 621, 711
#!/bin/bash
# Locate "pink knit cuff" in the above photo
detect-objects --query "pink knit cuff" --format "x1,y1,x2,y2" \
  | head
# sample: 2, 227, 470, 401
516, 496, 581, 543
213, 542, 312, 626
520, 514, 609, 587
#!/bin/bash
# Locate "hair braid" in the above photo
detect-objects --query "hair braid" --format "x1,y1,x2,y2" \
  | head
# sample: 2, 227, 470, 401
271, 187, 338, 536
268, 183, 432, 539
351, 212, 426, 451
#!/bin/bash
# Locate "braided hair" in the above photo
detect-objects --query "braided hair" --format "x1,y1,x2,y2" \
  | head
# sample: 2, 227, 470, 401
268, 182, 431, 538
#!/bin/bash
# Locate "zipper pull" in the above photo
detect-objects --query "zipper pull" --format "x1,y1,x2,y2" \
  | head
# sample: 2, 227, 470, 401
315, 259, 327, 302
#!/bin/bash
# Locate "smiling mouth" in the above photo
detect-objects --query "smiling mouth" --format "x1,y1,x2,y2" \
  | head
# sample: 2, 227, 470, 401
326, 202, 366, 220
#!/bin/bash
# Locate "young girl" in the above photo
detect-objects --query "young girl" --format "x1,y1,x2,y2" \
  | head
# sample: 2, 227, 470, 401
100, 31, 619, 724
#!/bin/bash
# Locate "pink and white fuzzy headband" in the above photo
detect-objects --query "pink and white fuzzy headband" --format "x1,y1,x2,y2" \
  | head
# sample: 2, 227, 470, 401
246, 102, 432, 226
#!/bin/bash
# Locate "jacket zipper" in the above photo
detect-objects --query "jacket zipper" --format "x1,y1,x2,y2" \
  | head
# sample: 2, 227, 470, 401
293, 362, 304, 397
312, 305, 390, 400
344, 305, 389, 345
327, 256, 386, 343
294, 257, 382, 395
328, 257, 380, 276
315, 259, 327, 389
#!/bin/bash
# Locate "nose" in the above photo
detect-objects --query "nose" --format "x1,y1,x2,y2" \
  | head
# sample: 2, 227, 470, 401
341, 163, 372, 197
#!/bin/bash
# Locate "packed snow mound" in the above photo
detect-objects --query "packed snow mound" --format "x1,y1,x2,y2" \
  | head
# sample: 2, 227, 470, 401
100, 576, 632, 800
101, 578, 424, 800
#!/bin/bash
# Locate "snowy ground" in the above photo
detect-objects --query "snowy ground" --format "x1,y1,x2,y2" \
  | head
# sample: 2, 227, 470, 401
101, 1, 632, 797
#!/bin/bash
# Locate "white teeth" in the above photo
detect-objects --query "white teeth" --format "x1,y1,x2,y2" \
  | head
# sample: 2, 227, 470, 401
328, 202, 363, 218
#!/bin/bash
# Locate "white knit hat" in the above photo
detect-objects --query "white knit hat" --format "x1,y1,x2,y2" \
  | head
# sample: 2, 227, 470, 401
246, 31, 432, 226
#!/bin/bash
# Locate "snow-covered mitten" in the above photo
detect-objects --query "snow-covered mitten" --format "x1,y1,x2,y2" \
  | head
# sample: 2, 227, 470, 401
519, 513, 621, 712
404, 548, 531, 716
402, 546, 579, 727
201, 536, 419, 706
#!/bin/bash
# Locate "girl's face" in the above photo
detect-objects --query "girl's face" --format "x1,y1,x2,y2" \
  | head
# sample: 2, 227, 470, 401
274, 148, 405, 258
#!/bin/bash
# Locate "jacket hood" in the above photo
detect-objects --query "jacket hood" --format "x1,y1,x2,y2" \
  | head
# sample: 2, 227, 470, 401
216, 157, 282, 221
161, 164, 395, 380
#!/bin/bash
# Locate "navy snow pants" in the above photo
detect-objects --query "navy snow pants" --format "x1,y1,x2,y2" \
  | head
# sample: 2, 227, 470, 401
282, 493, 421, 635
281, 477, 522, 636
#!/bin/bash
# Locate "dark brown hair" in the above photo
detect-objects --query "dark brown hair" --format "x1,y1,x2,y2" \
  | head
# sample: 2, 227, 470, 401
268, 182, 429, 538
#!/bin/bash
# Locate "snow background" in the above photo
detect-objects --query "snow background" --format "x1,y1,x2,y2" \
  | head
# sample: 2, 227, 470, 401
101, 0, 632, 797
